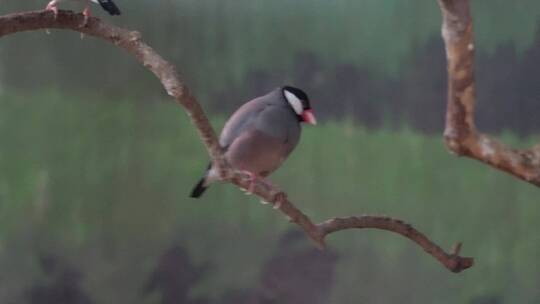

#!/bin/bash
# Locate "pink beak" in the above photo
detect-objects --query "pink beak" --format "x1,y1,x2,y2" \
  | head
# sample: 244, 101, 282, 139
301, 109, 317, 125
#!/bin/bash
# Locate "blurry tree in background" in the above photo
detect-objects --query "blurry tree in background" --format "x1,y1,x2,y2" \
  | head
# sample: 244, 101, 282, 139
1, 1, 540, 304
2, 0, 540, 135
26, 253, 93, 304
144, 245, 210, 304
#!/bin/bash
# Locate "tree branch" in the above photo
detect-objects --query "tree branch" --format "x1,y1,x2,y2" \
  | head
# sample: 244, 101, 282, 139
438, 0, 540, 186
0, 10, 473, 273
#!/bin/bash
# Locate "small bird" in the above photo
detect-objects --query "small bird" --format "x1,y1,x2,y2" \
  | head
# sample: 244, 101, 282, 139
190, 86, 317, 198
45, 0, 121, 23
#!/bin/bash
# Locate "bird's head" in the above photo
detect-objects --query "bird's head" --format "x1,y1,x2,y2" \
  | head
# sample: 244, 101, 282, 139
282, 86, 317, 125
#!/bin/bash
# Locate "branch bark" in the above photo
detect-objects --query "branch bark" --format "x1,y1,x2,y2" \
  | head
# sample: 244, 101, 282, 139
438, 0, 540, 186
0, 10, 473, 273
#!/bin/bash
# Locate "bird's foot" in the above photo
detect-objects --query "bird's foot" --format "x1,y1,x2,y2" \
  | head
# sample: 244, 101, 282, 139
238, 171, 259, 195
238, 171, 277, 200
45, 1, 59, 19
80, 6, 91, 28
247, 171, 257, 194
79, 7, 90, 39
259, 178, 275, 190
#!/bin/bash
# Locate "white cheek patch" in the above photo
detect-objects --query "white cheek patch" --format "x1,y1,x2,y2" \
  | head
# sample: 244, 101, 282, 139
284, 91, 303, 115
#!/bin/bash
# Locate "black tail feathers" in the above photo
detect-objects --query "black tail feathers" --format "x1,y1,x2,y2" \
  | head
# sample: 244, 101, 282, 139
97, 0, 121, 16
190, 177, 208, 198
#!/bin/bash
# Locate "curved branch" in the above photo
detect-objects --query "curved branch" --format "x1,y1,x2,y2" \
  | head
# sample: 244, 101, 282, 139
319, 216, 471, 272
0, 10, 473, 273
0, 9, 228, 177
233, 179, 472, 272
438, 0, 540, 186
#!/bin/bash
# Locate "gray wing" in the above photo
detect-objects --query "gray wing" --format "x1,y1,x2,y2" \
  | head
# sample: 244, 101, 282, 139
224, 105, 301, 175
253, 105, 300, 150
219, 97, 270, 149
220, 88, 299, 148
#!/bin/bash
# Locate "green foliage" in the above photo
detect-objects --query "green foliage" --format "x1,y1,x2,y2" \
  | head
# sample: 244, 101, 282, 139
0, 92, 539, 303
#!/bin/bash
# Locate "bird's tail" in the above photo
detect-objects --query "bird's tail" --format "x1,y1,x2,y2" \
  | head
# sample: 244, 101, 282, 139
190, 163, 213, 198
97, 0, 121, 15
190, 177, 209, 198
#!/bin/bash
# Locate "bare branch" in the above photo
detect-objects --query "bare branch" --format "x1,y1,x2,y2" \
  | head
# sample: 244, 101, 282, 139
232, 180, 473, 272
319, 216, 472, 273
0, 9, 228, 177
438, 0, 540, 186
0, 10, 473, 273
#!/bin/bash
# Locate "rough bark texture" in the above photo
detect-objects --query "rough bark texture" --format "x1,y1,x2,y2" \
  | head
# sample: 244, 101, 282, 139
0, 10, 473, 273
438, 0, 540, 186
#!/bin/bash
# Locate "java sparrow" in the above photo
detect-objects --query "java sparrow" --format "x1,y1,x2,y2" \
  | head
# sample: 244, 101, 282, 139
190, 86, 317, 198
45, 0, 121, 23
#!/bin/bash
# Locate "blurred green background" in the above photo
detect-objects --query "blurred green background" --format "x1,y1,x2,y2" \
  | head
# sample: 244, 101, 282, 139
1, 1, 540, 303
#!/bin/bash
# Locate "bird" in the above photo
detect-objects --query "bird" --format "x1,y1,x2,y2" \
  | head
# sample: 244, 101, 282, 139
190, 86, 317, 198
45, 0, 121, 24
